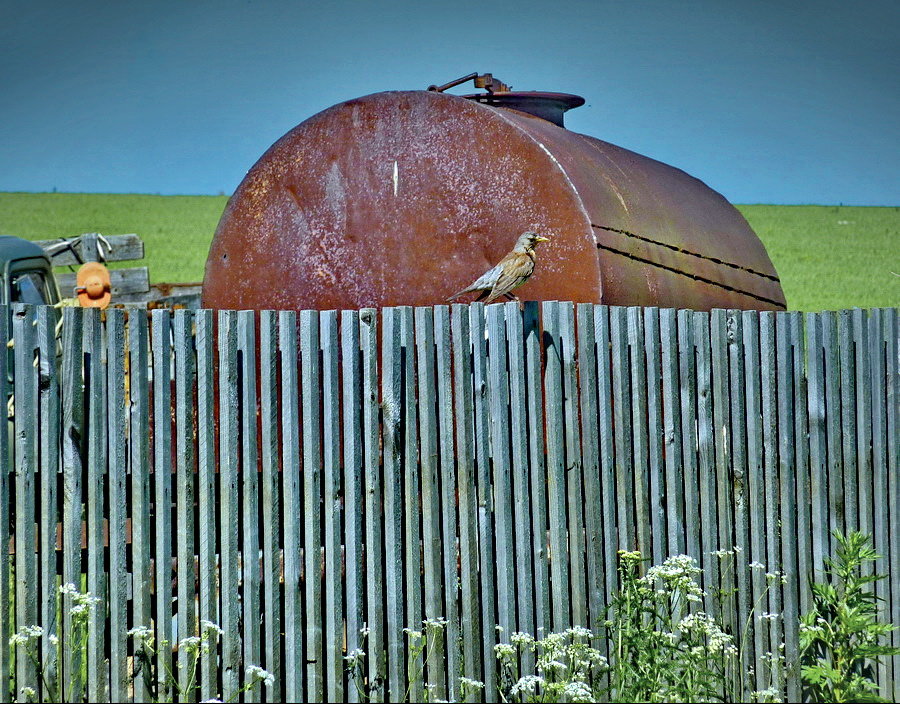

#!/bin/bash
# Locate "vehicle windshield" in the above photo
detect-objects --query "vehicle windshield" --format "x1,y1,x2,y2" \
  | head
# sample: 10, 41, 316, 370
11, 271, 50, 305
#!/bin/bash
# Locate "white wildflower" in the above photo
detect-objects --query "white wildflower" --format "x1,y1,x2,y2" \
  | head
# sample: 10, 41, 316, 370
246, 665, 275, 687
749, 561, 765, 570
402, 628, 423, 640
343, 648, 365, 666
58, 583, 79, 596
562, 680, 594, 703
494, 643, 516, 658
459, 676, 485, 691
359, 625, 371, 637
179, 636, 202, 651
49, 633, 59, 646
128, 626, 154, 641
511, 675, 544, 697
20, 686, 36, 699
423, 617, 448, 629
201, 620, 224, 636
757, 612, 780, 622
565, 625, 592, 639
511, 631, 535, 647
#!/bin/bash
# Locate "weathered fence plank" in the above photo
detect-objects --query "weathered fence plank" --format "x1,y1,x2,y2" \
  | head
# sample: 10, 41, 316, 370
0, 307, 9, 701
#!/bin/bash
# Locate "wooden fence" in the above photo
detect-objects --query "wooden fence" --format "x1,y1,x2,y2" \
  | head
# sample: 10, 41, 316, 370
1, 302, 898, 702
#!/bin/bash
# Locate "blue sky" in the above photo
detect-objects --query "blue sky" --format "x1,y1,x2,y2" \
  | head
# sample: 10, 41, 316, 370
1, 0, 898, 204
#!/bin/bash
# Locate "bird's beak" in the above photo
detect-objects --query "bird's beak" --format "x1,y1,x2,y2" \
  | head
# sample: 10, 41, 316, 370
535, 236, 550, 243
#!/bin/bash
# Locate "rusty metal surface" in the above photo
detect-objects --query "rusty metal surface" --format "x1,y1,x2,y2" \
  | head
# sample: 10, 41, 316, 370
203, 89, 785, 312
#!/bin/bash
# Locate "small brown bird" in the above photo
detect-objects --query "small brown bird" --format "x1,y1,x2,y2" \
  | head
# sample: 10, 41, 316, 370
448, 231, 551, 304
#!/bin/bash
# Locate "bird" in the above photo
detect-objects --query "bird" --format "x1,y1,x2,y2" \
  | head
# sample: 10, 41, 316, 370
448, 231, 550, 304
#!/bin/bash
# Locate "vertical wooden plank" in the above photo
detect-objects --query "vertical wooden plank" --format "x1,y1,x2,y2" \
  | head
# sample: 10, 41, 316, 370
727, 310, 751, 698
341, 310, 365, 704
174, 310, 197, 698
693, 311, 719, 614
839, 309, 858, 534
576, 304, 604, 643
106, 309, 128, 702
470, 302, 498, 701
508, 301, 536, 669
451, 304, 481, 697
127, 310, 149, 704
524, 302, 551, 635
806, 313, 828, 582
542, 301, 570, 632
84, 306, 107, 703
677, 310, 700, 564
381, 307, 405, 701
399, 307, 424, 704
643, 307, 666, 565
238, 311, 262, 703
279, 311, 304, 701
487, 303, 515, 642
594, 306, 617, 606
710, 309, 734, 641
301, 309, 324, 701
321, 309, 344, 704
627, 307, 652, 559
195, 309, 218, 701
259, 311, 282, 701
0, 306, 9, 702
561, 303, 587, 629
36, 307, 60, 695
12, 304, 39, 693
760, 312, 783, 691
791, 314, 812, 617
853, 309, 874, 572
822, 312, 844, 548
217, 310, 241, 697
610, 306, 634, 550
434, 305, 461, 702
659, 308, 684, 556
360, 308, 385, 699
882, 308, 899, 700
415, 306, 447, 700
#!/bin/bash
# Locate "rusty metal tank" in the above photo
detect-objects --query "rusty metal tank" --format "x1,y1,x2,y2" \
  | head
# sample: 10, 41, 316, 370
203, 76, 785, 311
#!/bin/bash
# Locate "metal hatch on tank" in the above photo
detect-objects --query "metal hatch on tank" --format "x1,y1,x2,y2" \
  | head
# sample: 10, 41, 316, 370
202, 73, 786, 312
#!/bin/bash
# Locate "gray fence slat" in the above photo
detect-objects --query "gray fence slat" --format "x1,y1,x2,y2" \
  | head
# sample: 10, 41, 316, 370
399, 306, 425, 704
726, 310, 751, 699
84, 307, 107, 702
839, 310, 858, 533
610, 306, 634, 550
593, 306, 617, 605
759, 312, 783, 691
791, 314, 812, 618
561, 303, 587, 629
127, 310, 150, 703
106, 309, 128, 702
508, 301, 536, 672
854, 310, 874, 573
0, 307, 9, 701
643, 307, 666, 566
776, 312, 800, 701
415, 306, 448, 700
56, 265, 150, 297
360, 308, 386, 699
217, 310, 241, 697
821, 312, 844, 549
525, 301, 551, 636
576, 304, 604, 652
279, 311, 305, 701
300, 309, 324, 702
710, 309, 735, 651
627, 307, 652, 560
487, 303, 516, 642
321, 310, 344, 704
36, 232, 144, 265
434, 305, 461, 702
805, 313, 829, 582
381, 307, 406, 701
542, 301, 571, 633
195, 309, 219, 701
677, 310, 701, 564
470, 302, 498, 701
693, 311, 719, 615
259, 310, 283, 702
36, 308, 60, 696
12, 305, 39, 693
451, 304, 482, 697
743, 311, 769, 692
659, 309, 684, 556
173, 310, 197, 698
341, 310, 365, 704
883, 308, 899, 700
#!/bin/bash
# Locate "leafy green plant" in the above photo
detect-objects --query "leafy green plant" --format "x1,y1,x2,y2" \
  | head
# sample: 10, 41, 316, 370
799, 530, 900, 703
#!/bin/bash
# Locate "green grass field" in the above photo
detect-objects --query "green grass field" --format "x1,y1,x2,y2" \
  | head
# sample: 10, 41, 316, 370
0, 192, 896, 311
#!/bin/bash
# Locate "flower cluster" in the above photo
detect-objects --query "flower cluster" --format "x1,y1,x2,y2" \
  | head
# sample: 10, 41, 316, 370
642, 554, 706, 602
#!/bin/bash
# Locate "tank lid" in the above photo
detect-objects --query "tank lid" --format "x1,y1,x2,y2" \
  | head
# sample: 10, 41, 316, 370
461, 91, 585, 127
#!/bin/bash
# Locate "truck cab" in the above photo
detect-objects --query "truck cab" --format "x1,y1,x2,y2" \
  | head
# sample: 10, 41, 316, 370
0, 235, 61, 307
